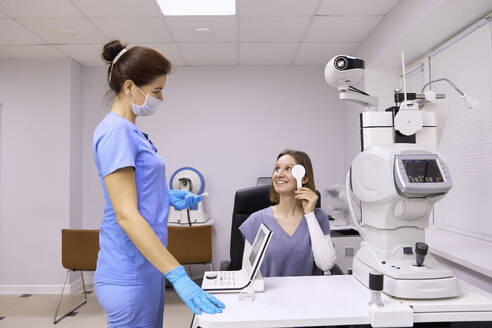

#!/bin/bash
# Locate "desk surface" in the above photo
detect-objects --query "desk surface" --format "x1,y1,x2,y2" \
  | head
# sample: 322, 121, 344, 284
167, 219, 215, 227
196, 275, 492, 328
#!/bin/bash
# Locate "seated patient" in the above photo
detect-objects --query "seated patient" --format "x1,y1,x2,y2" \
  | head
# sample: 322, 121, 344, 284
239, 149, 336, 277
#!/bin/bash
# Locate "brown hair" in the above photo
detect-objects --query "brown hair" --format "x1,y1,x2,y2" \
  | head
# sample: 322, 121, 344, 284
269, 149, 316, 203
101, 40, 172, 93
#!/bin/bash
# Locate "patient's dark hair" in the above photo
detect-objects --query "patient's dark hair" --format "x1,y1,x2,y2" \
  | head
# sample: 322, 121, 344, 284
101, 40, 172, 93
269, 149, 316, 203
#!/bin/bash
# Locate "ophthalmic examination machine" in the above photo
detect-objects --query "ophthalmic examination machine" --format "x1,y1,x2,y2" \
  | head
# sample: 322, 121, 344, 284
324, 54, 479, 299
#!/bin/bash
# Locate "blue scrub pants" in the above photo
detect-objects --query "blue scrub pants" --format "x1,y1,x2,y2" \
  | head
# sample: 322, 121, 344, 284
95, 277, 165, 328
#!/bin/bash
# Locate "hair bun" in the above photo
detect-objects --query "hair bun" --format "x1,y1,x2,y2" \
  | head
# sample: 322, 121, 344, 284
102, 40, 127, 64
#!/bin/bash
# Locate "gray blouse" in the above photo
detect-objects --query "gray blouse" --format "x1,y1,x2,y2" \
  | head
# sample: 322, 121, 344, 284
239, 206, 331, 277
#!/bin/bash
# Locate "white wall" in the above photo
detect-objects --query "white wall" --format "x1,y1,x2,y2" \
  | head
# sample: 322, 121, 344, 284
82, 66, 345, 269
70, 61, 84, 230
0, 59, 83, 292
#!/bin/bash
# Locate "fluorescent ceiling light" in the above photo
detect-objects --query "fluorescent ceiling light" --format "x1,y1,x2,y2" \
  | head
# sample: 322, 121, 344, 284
156, 0, 235, 16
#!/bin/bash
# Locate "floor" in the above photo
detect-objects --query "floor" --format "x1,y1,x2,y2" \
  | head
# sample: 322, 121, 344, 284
0, 287, 194, 328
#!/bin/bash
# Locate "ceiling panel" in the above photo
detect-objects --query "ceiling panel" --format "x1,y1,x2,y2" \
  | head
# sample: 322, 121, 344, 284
128, 42, 184, 64
0, 1, 403, 66
166, 16, 237, 42
71, 0, 162, 17
240, 60, 292, 66
296, 42, 359, 61
0, 44, 67, 58
0, 0, 82, 18
55, 44, 103, 62
91, 17, 172, 43
240, 17, 310, 42
318, 0, 399, 16
80, 61, 104, 66
292, 60, 325, 66
238, 0, 319, 16
178, 43, 237, 61
305, 16, 383, 42
19, 18, 107, 44
0, 19, 45, 44
185, 60, 238, 66
240, 43, 298, 61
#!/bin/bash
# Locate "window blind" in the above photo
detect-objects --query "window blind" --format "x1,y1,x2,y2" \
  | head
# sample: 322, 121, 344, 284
429, 21, 492, 243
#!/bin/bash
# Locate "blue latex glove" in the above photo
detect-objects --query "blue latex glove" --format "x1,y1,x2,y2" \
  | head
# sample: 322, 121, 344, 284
165, 266, 225, 315
169, 189, 202, 210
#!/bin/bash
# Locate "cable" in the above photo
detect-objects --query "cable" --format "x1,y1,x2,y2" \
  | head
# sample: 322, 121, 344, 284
349, 85, 370, 96
189, 313, 196, 328
421, 78, 464, 95
186, 208, 192, 227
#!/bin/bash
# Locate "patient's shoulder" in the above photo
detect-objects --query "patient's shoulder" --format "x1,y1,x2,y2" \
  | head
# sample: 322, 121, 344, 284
250, 206, 273, 221
314, 207, 328, 219
242, 206, 272, 228
240, 207, 271, 243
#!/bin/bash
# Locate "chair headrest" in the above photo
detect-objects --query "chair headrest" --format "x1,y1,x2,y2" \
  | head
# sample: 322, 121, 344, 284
234, 185, 272, 214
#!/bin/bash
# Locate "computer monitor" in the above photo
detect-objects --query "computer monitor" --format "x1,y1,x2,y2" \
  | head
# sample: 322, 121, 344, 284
249, 227, 267, 265
247, 223, 271, 279
202, 223, 272, 293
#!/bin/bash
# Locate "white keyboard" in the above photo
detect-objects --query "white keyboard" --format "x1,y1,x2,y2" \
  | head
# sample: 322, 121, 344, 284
204, 271, 239, 287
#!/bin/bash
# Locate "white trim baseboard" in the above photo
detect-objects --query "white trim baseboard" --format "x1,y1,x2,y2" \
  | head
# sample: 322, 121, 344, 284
0, 271, 94, 294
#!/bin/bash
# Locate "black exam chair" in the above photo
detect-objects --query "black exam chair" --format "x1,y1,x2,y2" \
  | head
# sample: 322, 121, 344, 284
220, 185, 343, 275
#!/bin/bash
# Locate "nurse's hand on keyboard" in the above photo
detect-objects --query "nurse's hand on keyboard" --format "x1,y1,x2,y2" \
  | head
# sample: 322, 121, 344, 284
169, 190, 203, 210
165, 265, 225, 315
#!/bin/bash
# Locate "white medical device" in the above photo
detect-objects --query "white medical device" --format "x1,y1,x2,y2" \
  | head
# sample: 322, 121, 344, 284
324, 53, 477, 299
202, 223, 272, 293
292, 164, 305, 190
324, 184, 350, 226
168, 167, 209, 225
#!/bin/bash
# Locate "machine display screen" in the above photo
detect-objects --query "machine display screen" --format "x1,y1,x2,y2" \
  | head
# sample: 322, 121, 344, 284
249, 229, 266, 266
402, 159, 444, 183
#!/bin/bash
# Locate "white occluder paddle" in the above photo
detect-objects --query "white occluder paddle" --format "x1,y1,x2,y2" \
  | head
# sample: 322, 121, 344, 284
292, 164, 306, 190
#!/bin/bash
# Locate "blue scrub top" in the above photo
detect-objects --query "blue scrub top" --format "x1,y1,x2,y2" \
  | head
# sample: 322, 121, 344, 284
239, 207, 330, 277
92, 112, 170, 284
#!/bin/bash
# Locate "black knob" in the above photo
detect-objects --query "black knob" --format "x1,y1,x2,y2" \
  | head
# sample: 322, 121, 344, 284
369, 271, 384, 291
415, 242, 429, 266
415, 242, 428, 255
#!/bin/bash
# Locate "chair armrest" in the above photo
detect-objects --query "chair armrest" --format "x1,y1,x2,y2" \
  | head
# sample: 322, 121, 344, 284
219, 260, 231, 271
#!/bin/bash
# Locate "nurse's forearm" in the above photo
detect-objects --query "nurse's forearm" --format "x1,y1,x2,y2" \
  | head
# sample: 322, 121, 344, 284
118, 214, 180, 274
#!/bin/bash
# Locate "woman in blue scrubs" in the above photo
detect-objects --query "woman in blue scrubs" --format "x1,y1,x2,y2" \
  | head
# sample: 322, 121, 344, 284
240, 149, 337, 277
93, 40, 224, 328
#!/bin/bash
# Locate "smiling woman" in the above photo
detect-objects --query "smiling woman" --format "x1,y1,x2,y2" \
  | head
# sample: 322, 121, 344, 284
239, 149, 337, 277
269, 149, 316, 204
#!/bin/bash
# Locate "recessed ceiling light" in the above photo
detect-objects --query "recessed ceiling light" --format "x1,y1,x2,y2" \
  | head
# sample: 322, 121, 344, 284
193, 27, 213, 34
156, 0, 235, 16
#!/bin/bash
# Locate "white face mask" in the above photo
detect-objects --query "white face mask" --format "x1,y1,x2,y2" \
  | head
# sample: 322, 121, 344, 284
131, 86, 162, 116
